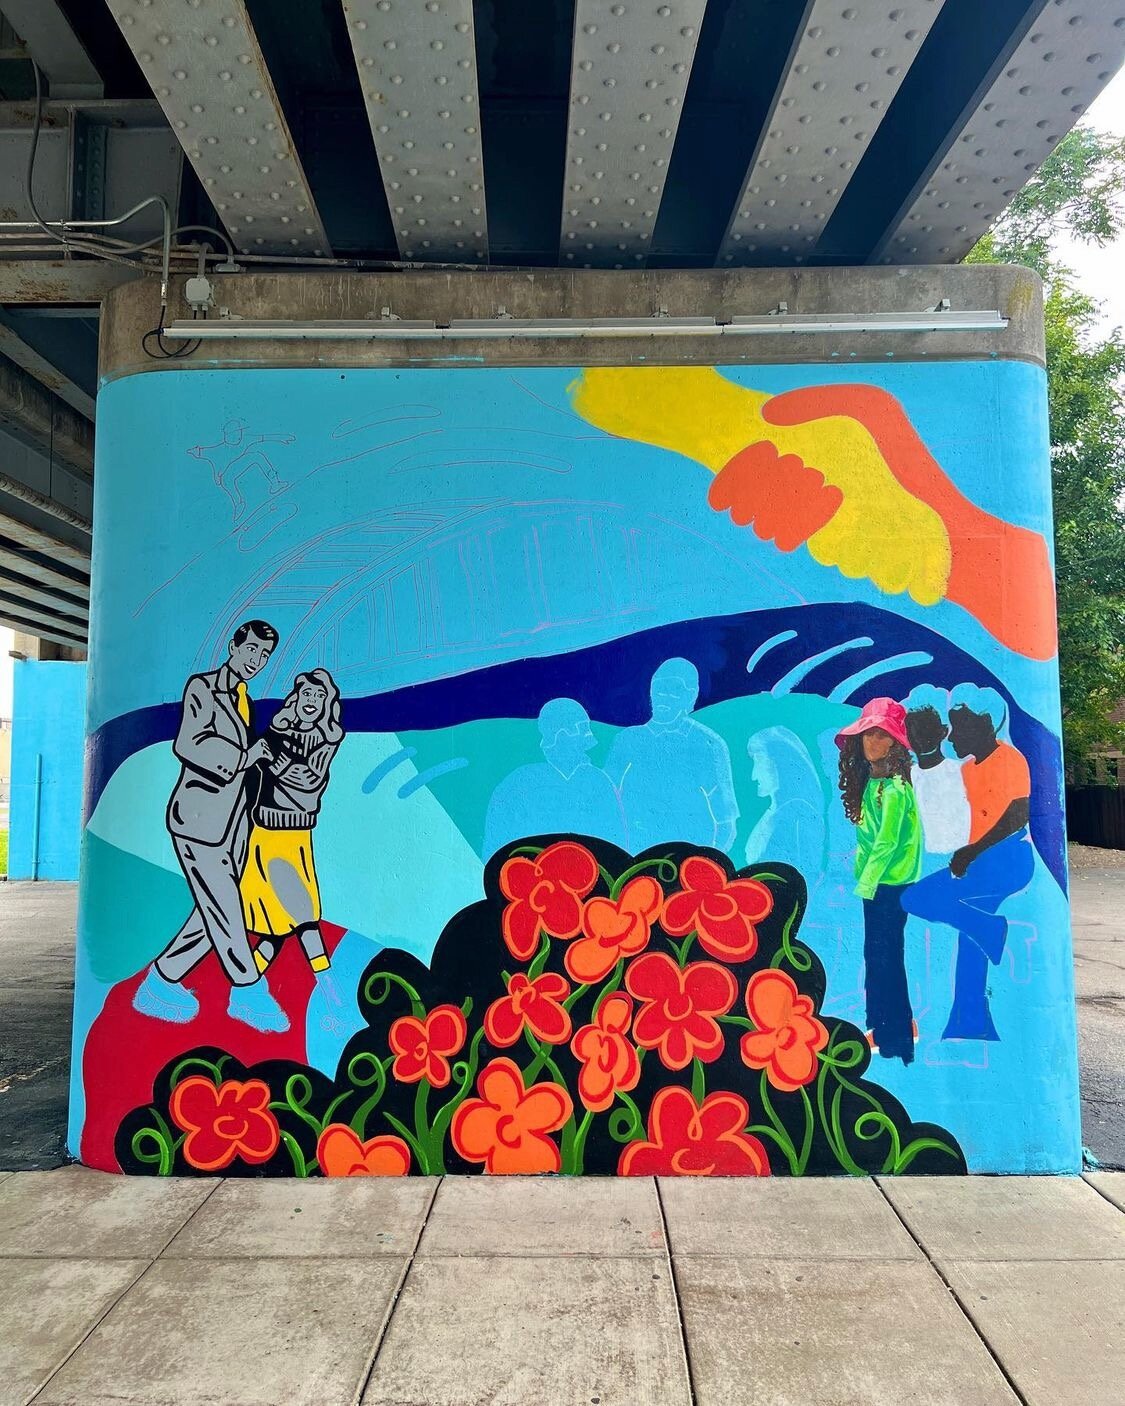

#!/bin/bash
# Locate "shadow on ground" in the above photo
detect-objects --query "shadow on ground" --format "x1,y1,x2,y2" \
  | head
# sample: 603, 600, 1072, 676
0, 881, 74, 1170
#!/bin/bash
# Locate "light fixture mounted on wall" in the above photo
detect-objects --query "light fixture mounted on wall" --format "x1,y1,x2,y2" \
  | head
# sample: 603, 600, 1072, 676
161, 308, 1009, 343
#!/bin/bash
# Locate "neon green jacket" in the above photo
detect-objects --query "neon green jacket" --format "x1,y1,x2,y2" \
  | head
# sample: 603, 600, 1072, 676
853, 776, 922, 900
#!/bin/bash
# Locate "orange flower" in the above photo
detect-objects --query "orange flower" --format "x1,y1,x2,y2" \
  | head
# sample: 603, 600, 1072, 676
570, 992, 641, 1113
169, 1076, 279, 1172
498, 841, 599, 961
625, 950, 737, 1071
316, 1124, 411, 1177
618, 1087, 770, 1176
451, 1057, 573, 1174
484, 971, 572, 1048
740, 968, 829, 1091
389, 1004, 468, 1088
661, 856, 773, 962
565, 875, 662, 984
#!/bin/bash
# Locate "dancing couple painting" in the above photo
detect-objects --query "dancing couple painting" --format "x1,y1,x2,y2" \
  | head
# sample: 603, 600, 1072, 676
133, 620, 344, 1032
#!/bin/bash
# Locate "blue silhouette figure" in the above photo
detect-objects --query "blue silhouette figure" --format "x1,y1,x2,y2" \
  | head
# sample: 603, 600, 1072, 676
482, 698, 627, 859
605, 658, 738, 853
744, 727, 827, 880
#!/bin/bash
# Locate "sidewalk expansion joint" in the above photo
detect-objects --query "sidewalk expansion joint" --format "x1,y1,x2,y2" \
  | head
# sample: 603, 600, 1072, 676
873, 1179, 1031, 1406
28, 1175, 225, 1404
654, 1176, 699, 1406
353, 1174, 442, 1406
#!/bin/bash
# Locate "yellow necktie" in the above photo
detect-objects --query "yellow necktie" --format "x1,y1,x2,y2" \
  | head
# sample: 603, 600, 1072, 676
234, 681, 250, 726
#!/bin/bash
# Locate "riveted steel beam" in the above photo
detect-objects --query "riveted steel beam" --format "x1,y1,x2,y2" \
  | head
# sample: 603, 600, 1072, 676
0, 260, 143, 305
0, 506, 89, 574
0, 599, 87, 646
560, 0, 706, 269
0, 0, 103, 98
719, 0, 945, 266
342, 0, 488, 262
105, 0, 331, 256
877, 0, 1125, 262
0, 313, 95, 420
0, 563, 87, 621
0, 354, 92, 479
0, 538, 88, 598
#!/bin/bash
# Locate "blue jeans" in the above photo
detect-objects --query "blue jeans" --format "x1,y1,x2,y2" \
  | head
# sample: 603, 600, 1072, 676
862, 884, 914, 1065
902, 831, 1034, 1040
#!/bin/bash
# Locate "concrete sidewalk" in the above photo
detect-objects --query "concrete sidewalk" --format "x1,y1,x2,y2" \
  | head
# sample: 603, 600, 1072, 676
0, 1167, 1122, 1405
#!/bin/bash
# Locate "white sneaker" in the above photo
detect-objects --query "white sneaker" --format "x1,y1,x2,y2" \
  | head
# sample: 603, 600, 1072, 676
228, 980, 289, 1033
133, 968, 199, 1024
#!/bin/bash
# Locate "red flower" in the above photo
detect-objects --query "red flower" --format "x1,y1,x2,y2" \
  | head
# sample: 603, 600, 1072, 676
389, 1004, 468, 1088
565, 875, 662, 984
484, 971, 572, 1048
661, 856, 773, 962
498, 841, 599, 961
316, 1124, 411, 1177
169, 1076, 280, 1172
740, 968, 829, 1091
451, 1057, 573, 1174
618, 1087, 770, 1177
625, 951, 737, 1071
570, 992, 641, 1113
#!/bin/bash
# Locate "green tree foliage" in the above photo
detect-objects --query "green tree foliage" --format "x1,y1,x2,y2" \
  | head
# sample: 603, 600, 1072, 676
967, 127, 1125, 762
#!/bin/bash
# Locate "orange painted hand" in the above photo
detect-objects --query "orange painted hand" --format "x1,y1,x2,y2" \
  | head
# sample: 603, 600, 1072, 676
709, 441, 843, 553
761, 386, 1057, 660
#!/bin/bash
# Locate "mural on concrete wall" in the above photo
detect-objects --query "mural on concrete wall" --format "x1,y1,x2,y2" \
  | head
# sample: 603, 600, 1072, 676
73, 359, 1078, 1175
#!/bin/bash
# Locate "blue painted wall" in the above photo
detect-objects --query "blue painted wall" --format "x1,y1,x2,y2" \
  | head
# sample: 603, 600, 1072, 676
10, 660, 86, 881
71, 362, 1080, 1176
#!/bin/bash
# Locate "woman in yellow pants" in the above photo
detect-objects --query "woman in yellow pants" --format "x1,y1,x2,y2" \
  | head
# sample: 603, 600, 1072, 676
241, 668, 344, 974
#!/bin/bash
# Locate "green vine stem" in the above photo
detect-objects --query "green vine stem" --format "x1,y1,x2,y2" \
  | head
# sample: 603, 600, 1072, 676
608, 1090, 645, 1143
414, 1080, 433, 1167
718, 1014, 754, 1030
816, 1050, 862, 1174
771, 900, 812, 973
609, 855, 677, 899
889, 1133, 962, 1173
691, 1058, 707, 1105
430, 1027, 486, 1153
795, 1085, 815, 1175
508, 845, 545, 858
167, 1053, 230, 1090
528, 933, 552, 980
364, 970, 425, 1019
347, 1052, 392, 1137
756, 1069, 800, 1176
269, 1072, 323, 1143
831, 1066, 958, 1175
563, 981, 590, 1012
383, 1111, 429, 1171
591, 960, 626, 1019
279, 1129, 311, 1176
521, 1029, 571, 1085
672, 933, 696, 966
570, 1109, 594, 1173
131, 1110, 179, 1176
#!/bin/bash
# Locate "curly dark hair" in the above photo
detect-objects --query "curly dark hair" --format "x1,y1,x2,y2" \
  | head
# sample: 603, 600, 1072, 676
838, 734, 913, 824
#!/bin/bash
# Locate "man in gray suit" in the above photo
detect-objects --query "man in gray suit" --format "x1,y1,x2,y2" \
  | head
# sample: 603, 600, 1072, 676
133, 619, 288, 1032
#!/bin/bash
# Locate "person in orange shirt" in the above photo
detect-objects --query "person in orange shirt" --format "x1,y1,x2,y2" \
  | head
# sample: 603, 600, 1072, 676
901, 686, 1034, 1040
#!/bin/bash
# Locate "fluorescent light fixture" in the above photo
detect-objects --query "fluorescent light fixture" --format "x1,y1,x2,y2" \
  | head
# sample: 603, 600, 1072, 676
162, 310, 1008, 342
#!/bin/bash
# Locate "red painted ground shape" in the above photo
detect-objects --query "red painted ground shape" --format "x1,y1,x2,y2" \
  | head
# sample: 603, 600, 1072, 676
80, 923, 346, 1171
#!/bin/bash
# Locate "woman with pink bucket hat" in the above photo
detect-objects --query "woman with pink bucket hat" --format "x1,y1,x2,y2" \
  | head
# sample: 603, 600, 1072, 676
835, 697, 922, 1064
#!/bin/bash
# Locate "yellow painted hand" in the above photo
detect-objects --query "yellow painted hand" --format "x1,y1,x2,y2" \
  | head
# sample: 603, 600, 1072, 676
568, 366, 951, 606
